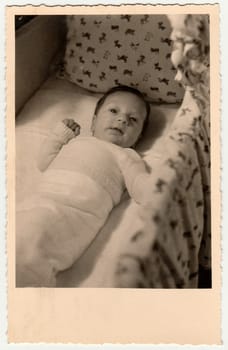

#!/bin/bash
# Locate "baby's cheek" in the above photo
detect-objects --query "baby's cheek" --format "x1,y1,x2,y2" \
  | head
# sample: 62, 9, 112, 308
134, 127, 143, 140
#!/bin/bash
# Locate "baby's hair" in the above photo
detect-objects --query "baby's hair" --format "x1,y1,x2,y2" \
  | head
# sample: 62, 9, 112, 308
94, 85, 150, 140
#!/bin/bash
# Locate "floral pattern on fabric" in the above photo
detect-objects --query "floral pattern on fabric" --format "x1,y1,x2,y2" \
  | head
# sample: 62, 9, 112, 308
113, 14, 211, 288
60, 15, 184, 103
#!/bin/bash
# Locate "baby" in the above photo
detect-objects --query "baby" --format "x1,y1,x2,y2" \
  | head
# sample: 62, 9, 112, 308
16, 85, 152, 287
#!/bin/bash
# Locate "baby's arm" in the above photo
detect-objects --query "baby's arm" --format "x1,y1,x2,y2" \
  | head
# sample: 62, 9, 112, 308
119, 149, 152, 205
37, 119, 80, 171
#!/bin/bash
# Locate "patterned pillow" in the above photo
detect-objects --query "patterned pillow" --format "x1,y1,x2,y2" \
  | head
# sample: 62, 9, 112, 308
61, 15, 184, 103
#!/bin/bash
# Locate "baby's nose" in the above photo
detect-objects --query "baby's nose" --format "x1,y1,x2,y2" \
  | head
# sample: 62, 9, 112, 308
117, 113, 128, 125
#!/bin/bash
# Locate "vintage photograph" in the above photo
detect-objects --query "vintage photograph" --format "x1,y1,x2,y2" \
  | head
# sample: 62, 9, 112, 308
14, 12, 211, 289
5, 3, 222, 344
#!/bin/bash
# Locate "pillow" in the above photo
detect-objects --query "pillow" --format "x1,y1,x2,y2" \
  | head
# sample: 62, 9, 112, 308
61, 14, 184, 104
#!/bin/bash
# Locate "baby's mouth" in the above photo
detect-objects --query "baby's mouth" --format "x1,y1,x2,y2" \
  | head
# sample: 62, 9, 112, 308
108, 127, 124, 135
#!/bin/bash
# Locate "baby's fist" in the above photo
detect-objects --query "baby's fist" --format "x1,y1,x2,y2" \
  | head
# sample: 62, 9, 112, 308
62, 119, 81, 136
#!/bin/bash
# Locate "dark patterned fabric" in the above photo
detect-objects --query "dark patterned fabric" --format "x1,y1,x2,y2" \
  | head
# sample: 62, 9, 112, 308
60, 15, 184, 103
113, 14, 211, 288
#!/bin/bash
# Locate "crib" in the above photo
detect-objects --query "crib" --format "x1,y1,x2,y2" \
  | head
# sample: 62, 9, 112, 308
15, 13, 211, 288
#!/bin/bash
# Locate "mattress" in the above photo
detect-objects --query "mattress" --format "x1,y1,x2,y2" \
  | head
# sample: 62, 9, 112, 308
16, 75, 180, 287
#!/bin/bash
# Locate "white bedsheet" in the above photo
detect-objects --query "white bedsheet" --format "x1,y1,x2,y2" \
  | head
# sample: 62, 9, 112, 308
16, 75, 180, 287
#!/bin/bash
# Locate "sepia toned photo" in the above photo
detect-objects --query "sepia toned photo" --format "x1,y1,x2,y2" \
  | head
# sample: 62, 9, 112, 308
7, 4, 221, 344
15, 12, 212, 289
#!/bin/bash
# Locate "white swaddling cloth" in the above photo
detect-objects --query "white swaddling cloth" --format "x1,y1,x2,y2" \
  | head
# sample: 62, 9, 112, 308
16, 125, 148, 287
16, 170, 116, 287
16, 132, 130, 287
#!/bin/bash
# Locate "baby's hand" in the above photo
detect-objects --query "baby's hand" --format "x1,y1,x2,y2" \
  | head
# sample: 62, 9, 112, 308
62, 119, 81, 136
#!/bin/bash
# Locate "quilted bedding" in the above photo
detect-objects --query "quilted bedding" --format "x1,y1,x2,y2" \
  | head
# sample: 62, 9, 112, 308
113, 89, 211, 288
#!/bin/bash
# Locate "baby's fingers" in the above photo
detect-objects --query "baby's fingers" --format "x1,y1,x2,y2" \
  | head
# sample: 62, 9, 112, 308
70, 121, 78, 130
62, 118, 75, 127
73, 124, 81, 135
67, 120, 81, 135
62, 119, 80, 134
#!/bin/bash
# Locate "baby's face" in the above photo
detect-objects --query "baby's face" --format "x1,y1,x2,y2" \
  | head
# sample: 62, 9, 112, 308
92, 91, 147, 148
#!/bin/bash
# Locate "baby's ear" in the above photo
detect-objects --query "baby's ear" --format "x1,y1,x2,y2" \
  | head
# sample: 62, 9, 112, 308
91, 114, 97, 134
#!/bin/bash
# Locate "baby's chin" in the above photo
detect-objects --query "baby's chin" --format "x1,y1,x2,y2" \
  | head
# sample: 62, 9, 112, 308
106, 135, 131, 148
95, 132, 134, 148
101, 133, 124, 146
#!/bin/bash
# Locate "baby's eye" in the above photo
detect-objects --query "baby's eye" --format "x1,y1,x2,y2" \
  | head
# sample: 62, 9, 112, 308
130, 117, 137, 123
110, 108, 117, 114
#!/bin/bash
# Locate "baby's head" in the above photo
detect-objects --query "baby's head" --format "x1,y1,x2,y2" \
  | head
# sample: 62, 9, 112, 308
91, 85, 150, 148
